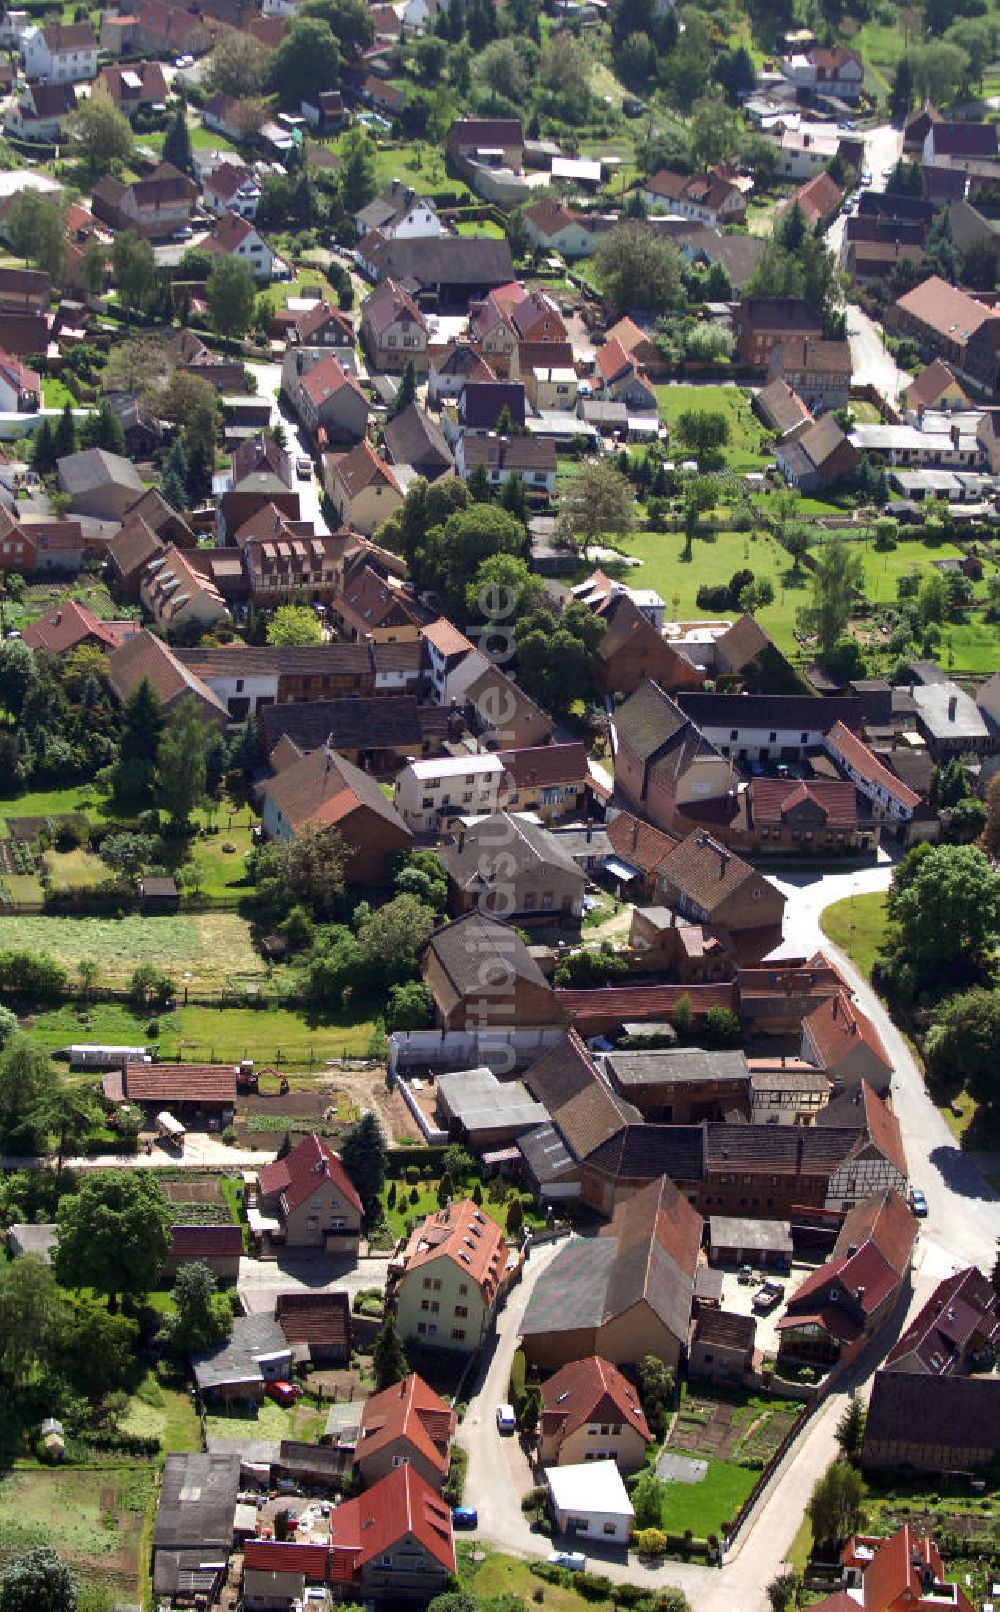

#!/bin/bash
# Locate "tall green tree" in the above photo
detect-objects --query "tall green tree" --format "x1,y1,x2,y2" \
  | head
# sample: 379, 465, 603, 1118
835, 1391, 866, 1464
157, 695, 209, 827
53, 402, 77, 462
163, 1260, 233, 1356
113, 232, 157, 317
556, 458, 635, 548
807, 1461, 864, 1547
886, 843, 1000, 980
206, 257, 257, 339
271, 16, 341, 103
66, 99, 132, 173
162, 437, 189, 512
162, 107, 193, 174
372, 1316, 408, 1391
7, 192, 65, 281
267, 604, 323, 645
339, 129, 378, 213
54, 1170, 173, 1311
389, 358, 417, 419
31, 417, 56, 476
0, 1038, 58, 1156
112, 675, 164, 810
797, 534, 865, 656
340, 1110, 388, 1223
593, 225, 683, 314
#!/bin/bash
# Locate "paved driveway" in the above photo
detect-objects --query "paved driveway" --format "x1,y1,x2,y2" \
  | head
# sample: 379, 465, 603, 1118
239, 1253, 390, 1312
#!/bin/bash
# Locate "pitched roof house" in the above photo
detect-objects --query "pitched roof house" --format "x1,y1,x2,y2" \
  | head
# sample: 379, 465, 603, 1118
440, 810, 587, 922
539, 1356, 651, 1470
801, 992, 893, 1096
420, 910, 564, 1030
654, 830, 786, 946
56, 447, 144, 519
22, 598, 138, 656
778, 1189, 916, 1363
259, 742, 412, 883
324, 439, 403, 536
613, 679, 736, 835
141, 543, 229, 633
256, 1132, 363, 1256
391, 1197, 509, 1353
355, 1373, 456, 1490
776, 414, 860, 493
107, 629, 228, 724
862, 1371, 1000, 1472
883, 1264, 999, 1377
643, 167, 746, 227
519, 1174, 703, 1370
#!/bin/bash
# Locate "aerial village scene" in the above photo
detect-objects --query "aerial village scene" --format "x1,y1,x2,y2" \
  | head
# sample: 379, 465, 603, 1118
0, 0, 997, 1607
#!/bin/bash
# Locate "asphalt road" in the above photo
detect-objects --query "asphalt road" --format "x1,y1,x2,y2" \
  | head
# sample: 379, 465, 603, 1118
246, 359, 329, 534
822, 121, 911, 408
766, 860, 997, 1273
238, 1252, 391, 1312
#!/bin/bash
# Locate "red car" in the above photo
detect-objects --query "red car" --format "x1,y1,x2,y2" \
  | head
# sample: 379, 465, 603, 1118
265, 1380, 304, 1406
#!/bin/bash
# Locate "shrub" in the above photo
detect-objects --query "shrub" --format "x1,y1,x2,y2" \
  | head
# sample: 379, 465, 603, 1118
634, 1528, 668, 1557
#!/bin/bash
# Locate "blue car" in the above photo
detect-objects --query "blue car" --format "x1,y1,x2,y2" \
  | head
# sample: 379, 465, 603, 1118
452, 1508, 478, 1530
910, 1188, 928, 1217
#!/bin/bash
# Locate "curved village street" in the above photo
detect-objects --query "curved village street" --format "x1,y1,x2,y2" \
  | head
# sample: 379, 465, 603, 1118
458, 859, 999, 1611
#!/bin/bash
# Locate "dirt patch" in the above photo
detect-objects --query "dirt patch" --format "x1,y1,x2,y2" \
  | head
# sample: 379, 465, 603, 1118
163, 1178, 225, 1205
308, 1367, 371, 1404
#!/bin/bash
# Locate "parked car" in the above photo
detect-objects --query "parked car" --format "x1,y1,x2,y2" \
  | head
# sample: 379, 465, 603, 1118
266, 1380, 304, 1406
452, 1507, 479, 1529
297, 455, 312, 479
910, 1187, 928, 1217
752, 1279, 785, 1314
496, 1403, 516, 1434
548, 1551, 587, 1572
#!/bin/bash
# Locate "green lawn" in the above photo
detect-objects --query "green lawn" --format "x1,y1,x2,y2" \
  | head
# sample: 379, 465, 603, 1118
41, 376, 78, 410
382, 1178, 542, 1239
0, 911, 261, 989
0, 783, 111, 825
656, 384, 770, 472
25, 998, 379, 1068
611, 524, 806, 656
124, 1370, 202, 1451
458, 1546, 615, 1612
44, 847, 107, 890
819, 892, 887, 979
0, 1465, 156, 1599
204, 1393, 328, 1444
455, 220, 504, 238
658, 1456, 757, 1535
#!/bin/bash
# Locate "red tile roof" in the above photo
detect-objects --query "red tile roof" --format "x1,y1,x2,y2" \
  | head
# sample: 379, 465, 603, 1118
606, 811, 678, 875
802, 992, 892, 1078
169, 1224, 242, 1258
421, 616, 477, 660
120, 1061, 237, 1104
275, 1291, 351, 1350
243, 1540, 332, 1579
257, 1131, 362, 1216
555, 981, 739, 1030
358, 1371, 456, 1477
884, 1265, 1000, 1374
784, 1190, 916, 1325
398, 1198, 507, 1304
540, 1355, 651, 1444
752, 777, 858, 828
860, 1082, 907, 1178
21, 597, 124, 654
825, 720, 920, 811
299, 354, 364, 408
894, 275, 997, 346
329, 1461, 455, 1574
498, 742, 587, 791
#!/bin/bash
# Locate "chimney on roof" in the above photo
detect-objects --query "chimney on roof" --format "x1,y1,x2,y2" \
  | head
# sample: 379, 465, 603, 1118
631, 819, 639, 851
856, 1286, 866, 1303
948, 694, 957, 721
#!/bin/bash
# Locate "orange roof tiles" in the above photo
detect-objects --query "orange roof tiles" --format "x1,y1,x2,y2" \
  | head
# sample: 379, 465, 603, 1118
398, 1198, 508, 1304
